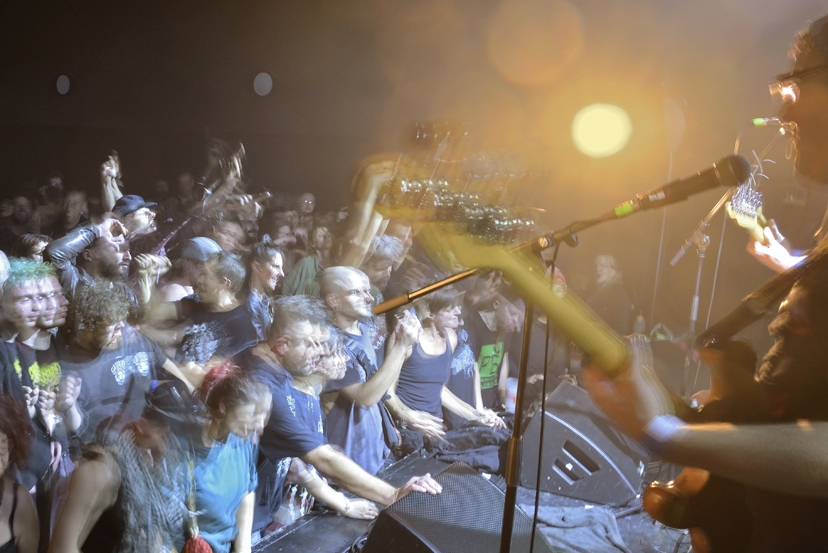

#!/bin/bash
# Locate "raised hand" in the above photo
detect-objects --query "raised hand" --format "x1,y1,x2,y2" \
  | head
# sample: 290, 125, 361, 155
101, 150, 121, 180
135, 254, 171, 279
55, 374, 82, 413
393, 310, 422, 351
95, 217, 128, 241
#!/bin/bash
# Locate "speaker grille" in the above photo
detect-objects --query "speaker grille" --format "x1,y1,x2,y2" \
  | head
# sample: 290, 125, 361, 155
379, 462, 555, 553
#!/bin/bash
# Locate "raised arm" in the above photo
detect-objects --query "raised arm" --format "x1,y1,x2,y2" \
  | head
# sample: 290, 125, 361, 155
338, 313, 420, 409
100, 151, 123, 213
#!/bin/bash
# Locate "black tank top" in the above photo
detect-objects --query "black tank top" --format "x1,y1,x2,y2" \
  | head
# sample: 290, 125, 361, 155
396, 332, 452, 419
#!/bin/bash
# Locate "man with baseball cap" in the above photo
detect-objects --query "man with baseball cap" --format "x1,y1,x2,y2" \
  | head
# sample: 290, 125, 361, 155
112, 194, 157, 238
158, 237, 223, 303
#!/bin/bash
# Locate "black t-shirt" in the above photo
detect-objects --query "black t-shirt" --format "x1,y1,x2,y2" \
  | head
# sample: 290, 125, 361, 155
464, 304, 506, 409
445, 328, 477, 430
56, 325, 163, 443
175, 295, 259, 365
237, 348, 326, 532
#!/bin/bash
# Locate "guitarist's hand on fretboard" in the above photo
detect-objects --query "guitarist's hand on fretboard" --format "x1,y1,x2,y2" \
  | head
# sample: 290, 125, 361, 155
746, 220, 804, 273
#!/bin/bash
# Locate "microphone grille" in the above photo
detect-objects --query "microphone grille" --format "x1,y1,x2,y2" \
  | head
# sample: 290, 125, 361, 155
726, 154, 752, 186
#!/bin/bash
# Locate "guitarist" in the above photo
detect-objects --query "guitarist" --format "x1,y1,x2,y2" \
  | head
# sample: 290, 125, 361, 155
586, 14, 828, 553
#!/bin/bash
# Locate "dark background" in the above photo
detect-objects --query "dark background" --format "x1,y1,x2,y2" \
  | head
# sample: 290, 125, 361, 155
2, 0, 827, 390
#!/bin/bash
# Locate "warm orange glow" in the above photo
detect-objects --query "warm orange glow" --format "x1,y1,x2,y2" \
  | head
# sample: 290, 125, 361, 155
486, 0, 584, 87
571, 104, 632, 158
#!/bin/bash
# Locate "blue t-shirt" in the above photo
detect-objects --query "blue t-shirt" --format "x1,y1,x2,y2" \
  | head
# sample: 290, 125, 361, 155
192, 433, 258, 553
323, 323, 389, 475
237, 348, 327, 532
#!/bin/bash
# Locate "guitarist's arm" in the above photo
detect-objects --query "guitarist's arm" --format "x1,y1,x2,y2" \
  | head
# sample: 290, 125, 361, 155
664, 422, 828, 499
583, 365, 828, 499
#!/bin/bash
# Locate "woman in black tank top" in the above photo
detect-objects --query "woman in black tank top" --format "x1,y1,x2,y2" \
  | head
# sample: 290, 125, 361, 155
387, 288, 501, 440
0, 395, 39, 553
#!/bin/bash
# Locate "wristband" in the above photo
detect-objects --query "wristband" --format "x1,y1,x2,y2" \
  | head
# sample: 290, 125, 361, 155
640, 415, 688, 456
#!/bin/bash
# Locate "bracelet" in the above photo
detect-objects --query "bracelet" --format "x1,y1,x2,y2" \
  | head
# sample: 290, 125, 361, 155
640, 415, 688, 456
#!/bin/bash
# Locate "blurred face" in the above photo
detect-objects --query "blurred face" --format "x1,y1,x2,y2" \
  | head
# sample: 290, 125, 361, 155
225, 402, 260, 439
313, 228, 333, 251
124, 207, 156, 235
495, 300, 522, 334
37, 277, 68, 329
433, 303, 462, 332
280, 320, 324, 377
777, 46, 828, 184
284, 210, 299, 227
212, 221, 244, 254
332, 272, 374, 320
177, 173, 194, 197
318, 343, 348, 381
192, 260, 227, 305
84, 320, 126, 351
361, 259, 393, 291
90, 237, 131, 280
29, 240, 48, 262
4, 280, 43, 332
385, 221, 413, 251
473, 271, 503, 304
253, 253, 284, 294
63, 192, 86, 223
12, 197, 31, 225
299, 193, 315, 215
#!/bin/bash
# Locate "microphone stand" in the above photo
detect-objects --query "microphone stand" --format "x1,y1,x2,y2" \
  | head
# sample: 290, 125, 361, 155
372, 223, 598, 553
668, 188, 733, 398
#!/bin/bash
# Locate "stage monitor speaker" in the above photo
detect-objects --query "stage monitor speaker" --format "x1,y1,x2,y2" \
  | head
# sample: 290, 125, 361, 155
362, 462, 557, 553
520, 381, 648, 505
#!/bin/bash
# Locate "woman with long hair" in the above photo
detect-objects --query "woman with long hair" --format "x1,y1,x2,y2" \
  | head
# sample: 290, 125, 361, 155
0, 395, 39, 553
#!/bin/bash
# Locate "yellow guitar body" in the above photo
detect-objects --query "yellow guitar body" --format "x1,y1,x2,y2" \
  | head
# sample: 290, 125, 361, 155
415, 222, 630, 376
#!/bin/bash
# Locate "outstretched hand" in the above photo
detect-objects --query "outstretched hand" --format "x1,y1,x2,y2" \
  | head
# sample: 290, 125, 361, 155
404, 410, 445, 440
343, 500, 379, 520
747, 221, 801, 273
581, 335, 673, 441
394, 473, 442, 503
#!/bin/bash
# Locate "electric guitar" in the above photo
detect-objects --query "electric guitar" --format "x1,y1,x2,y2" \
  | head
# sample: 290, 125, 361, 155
725, 180, 767, 243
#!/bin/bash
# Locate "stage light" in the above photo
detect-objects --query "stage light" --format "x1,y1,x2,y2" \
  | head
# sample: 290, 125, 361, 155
56, 75, 71, 95
571, 103, 632, 158
253, 72, 273, 96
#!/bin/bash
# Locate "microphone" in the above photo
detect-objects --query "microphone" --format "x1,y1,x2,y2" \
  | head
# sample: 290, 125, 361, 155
611, 155, 751, 218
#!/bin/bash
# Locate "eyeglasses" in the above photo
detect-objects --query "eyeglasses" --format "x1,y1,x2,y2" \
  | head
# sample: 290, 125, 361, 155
769, 66, 828, 104
347, 288, 373, 299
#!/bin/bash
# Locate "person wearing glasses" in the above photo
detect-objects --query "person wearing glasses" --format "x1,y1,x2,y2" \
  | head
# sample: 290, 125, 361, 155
585, 14, 828, 552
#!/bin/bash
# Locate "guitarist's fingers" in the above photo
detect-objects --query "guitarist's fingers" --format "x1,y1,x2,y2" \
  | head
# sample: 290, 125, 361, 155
765, 219, 787, 244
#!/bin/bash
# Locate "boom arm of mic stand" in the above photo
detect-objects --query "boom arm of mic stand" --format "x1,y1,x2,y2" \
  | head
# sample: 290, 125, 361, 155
670, 188, 734, 267
373, 212, 618, 316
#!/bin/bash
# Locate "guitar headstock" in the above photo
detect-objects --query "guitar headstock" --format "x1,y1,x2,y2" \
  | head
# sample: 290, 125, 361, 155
726, 181, 766, 243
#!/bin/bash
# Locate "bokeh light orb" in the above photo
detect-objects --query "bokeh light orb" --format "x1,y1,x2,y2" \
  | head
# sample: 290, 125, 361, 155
253, 72, 273, 96
56, 75, 71, 95
571, 104, 632, 158
487, 0, 584, 87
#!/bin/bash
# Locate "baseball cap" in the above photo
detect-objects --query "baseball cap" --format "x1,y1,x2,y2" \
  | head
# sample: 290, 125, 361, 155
181, 237, 223, 262
112, 195, 157, 217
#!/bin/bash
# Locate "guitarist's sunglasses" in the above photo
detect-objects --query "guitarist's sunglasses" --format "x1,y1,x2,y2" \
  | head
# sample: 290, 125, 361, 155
769, 66, 828, 104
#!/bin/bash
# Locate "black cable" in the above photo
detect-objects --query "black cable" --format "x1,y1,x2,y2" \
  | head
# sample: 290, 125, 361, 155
529, 242, 560, 553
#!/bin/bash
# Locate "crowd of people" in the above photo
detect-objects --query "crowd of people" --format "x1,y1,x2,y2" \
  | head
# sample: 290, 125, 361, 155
3, 9, 827, 553
0, 143, 544, 553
